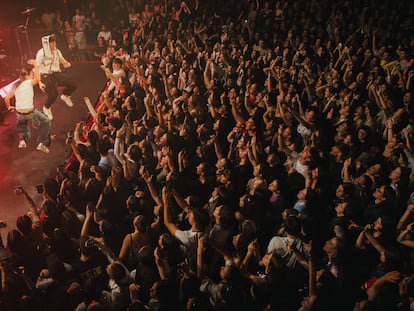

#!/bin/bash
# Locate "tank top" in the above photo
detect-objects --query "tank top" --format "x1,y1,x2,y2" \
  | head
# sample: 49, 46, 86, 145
15, 80, 34, 110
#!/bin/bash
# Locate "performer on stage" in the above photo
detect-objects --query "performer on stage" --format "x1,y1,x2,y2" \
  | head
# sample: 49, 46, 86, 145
4, 60, 51, 153
36, 35, 76, 120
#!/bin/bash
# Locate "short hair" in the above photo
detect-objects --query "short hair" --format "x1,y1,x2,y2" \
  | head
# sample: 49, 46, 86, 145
87, 130, 99, 146
112, 57, 122, 65
128, 96, 137, 109
97, 137, 111, 155
16, 215, 32, 236
383, 185, 395, 200
109, 117, 123, 130
337, 142, 350, 158
192, 207, 210, 232
341, 183, 354, 198
360, 174, 373, 190
284, 215, 302, 236
284, 208, 299, 217
42, 199, 60, 216
107, 261, 127, 282
78, 236, 98, 257
129, 144, 142, 162
6, 229, 25, 253
44, 178, 59, 201
223, 168, 233, 181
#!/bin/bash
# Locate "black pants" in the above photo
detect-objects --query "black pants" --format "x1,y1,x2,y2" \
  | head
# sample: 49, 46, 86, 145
42, 72, 76, 108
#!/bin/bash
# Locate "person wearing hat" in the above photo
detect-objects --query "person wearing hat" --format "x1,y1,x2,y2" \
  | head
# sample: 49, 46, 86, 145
36, 35, 76, 120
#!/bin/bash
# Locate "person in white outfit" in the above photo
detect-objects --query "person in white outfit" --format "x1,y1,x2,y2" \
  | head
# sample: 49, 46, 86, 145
36, 35, 76, 120
4, 60, 51, 153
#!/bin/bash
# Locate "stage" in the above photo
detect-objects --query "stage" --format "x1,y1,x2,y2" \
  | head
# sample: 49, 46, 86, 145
0, 62, 106, 242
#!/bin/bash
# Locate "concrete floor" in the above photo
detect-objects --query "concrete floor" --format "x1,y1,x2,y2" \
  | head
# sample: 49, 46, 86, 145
0, 63, 106, 244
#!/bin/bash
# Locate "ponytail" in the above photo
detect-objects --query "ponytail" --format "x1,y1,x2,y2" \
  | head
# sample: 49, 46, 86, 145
14, 65, 32, 89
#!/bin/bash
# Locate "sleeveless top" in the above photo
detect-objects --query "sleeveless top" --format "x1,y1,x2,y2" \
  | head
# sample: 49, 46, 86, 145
15, 80, 34, 110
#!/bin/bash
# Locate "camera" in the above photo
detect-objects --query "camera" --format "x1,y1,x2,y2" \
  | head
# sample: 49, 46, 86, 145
84, 238, 101, 251
36, 184, 44, 194
85, 238, 97, 248
14, 185, 23, 195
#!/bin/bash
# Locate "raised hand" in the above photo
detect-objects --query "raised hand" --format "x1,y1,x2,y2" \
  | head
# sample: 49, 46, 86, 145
27, 59, 37, 66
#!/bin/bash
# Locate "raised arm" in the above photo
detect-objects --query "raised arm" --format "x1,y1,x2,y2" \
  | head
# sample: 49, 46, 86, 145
142, 171, 163, 207
341, 157, 352, 183
203, 58, 212, 89
163, 187, 178, 235
154, 246, 170, 280
100, 65, 120, 86
170, 188, 191, 214
363, 230, 385, 254
27, 59, 40, 85
367, 271, 401, 302
397, 222, 414, 248
229, 96, 245, 124
397, 205, 414, 231
20, 187, 41, 226
197, 235, 206, 280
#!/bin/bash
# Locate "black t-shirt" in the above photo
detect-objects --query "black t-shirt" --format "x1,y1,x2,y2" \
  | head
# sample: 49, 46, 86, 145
72, 252, 109, 303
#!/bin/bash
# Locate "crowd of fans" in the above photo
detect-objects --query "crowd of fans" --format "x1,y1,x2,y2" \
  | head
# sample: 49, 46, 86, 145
1, 0, 414, 310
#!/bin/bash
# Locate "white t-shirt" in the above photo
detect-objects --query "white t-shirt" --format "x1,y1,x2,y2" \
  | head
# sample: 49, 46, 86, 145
15, 80, 34, 110
97, 30, 112, 43
108, 68, 126, 92
72, 14, 86, 32
175, 229, 204, 262
266, 236, 303, 268
175, 229, 203, 247
36, 48, 63, 74
297, 123, 312, 145
293, 160, 308, 178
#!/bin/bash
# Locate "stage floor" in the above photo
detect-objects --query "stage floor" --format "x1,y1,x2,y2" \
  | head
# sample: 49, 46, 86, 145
0, 62, 106, 243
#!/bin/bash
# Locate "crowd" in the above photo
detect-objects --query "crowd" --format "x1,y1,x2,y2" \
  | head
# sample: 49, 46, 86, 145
1, 0, 414, 310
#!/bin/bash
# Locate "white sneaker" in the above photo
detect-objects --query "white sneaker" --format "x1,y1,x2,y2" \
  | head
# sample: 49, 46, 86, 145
43, 106, 53, 120
60, 94, 74, 107
18, 139, 27, 148
36, 143, 50, 153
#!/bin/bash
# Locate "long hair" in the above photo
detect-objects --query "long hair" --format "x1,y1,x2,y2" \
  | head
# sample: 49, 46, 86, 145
15, 65, 32, 89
